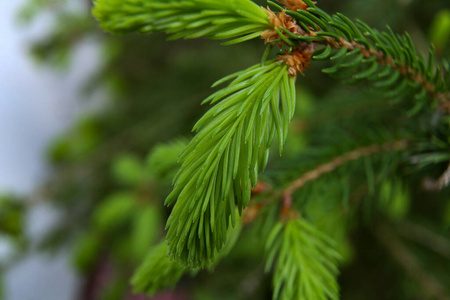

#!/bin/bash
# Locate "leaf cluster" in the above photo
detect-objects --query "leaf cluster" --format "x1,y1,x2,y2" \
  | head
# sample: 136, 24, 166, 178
93, 0, 270, 45
132, 214, 242, 296
165, 61, 296, 268
0, 195, 24, 239
268, 0, 449, 113
412, 117, 450, 170
265, 219, 341, 300
131, 242, 186, 297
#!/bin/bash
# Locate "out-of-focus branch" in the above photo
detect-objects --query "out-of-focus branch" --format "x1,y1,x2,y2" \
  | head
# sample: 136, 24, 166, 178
396, 220, 450, 260
282, 140, 409, 202
376, 224, 450, 300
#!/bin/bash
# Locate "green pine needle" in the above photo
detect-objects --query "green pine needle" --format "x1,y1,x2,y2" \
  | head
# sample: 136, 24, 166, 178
132, 216, 242, 296
165, 61, 296, 268
265, 219, 341, 300
92, 0, 270, 44
131, 242, 185, 296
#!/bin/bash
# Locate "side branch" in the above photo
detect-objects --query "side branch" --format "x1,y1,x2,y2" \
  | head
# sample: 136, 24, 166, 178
315, 35, 450, 113
262, 5, 450, 113
283, 140, 408, 200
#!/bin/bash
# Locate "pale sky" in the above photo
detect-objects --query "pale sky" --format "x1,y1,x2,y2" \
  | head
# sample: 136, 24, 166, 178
0, 1, 94, 193
0, 1, 100, 299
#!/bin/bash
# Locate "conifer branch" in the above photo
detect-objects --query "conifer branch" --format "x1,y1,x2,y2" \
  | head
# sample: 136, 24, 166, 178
93, 0, 270, 44
132, 216, 243, 296
165, 61, 297, 268
264, 0, 450, 113
282, 139, 409, 200
314, 36, 450, 113
131, 242, 186, 296
265, 218, 341, 300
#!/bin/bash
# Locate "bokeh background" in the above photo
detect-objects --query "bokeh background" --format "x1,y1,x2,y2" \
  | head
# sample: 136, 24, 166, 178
0, 0, 449, 300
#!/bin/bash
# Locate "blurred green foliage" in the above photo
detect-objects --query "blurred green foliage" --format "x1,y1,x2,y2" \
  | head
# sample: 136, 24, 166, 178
0, 196, 24, 238
0, 195, 26, 298
430, 10, 450, 55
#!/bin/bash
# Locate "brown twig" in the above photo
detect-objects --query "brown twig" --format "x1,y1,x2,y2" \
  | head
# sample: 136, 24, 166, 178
243, 181, 271, 224
375, 224, 450, 300
282, 140, 409, 200
280, 193, 293, 220
242, 200, 267, 225
244, 181, 298, 223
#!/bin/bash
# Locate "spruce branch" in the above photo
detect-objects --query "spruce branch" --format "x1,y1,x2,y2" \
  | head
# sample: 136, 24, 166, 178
131, 242, 185, 297
165, 61, 297, 268
93, 0, 270, 44
282, 139, 409, 202
265, 218, 341, 300
133, 215, 243, 296
264, 1, 450, 113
